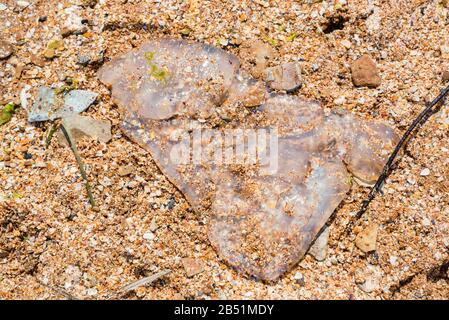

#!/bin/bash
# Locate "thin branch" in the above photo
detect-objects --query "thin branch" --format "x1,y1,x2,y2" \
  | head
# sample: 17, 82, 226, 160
60, 124, 96, 206
38, 281, 80, 300
106, 269, 171, 300
45, 122, 60, 148
344, 83, 449, 235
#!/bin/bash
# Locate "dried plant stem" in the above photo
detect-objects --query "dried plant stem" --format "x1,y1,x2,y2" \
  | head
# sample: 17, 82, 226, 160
60, 124, 96, 206
345, 83, 449, 235
106, 269, 171, 300
39, 281, 79, 300
45, 122, 60, 148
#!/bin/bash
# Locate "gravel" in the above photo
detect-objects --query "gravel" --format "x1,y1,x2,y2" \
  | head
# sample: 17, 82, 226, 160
0, 0, 448, 300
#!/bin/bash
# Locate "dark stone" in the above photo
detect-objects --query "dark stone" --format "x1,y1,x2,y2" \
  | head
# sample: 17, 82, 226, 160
24, 152, 33, 160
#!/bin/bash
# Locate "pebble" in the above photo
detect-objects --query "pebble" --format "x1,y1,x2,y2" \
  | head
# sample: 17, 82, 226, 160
166, 197, 176, 210
149, 217, 158, 232
355, 223, 378, 253
441, 45, 449, 59
62, 6, 88, 36
86, 288, 98, 296
61, 28, 74, 38
100, 176, 112, 187
420, 168, 430, 176
365, 8, 381, 34
351, 54, 381, 88
341, 39, 352, 49
308, 225, 329, 261
77, 55, 91, 66
442, 70, 449, 82
358, 276, 378, 293
30, 54, 46, 67
389, 255, 398, 266
422, 217, 431, 227
293, 271, 305, 286
0, 40, 13, 60
34, 162, 47, 168
265, 62, 302, 91
0, 249, 8, 258
182, 257, 204, 277
143, 231, 155, 240
329, 256, 338, 265
43, 48, 56, 59
16, 1, 30, 7
118, 165, 135, 176
334, 96, 346, 105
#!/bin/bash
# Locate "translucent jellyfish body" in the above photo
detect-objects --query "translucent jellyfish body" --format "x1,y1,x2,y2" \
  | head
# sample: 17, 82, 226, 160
98, 39, 399, 281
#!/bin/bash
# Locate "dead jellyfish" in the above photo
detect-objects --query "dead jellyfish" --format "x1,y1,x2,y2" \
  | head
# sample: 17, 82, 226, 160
98, 39, 399, 281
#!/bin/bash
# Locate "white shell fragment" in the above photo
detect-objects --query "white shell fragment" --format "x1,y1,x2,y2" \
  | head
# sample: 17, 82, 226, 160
28, 87, 98, 122
63, 114, 112, 143
98, 39, 399, 281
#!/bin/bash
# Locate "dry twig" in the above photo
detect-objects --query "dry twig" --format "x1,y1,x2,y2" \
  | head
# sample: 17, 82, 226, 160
107, 269, 171, 300
60, 124, 96, 206
344, 83, 449, 235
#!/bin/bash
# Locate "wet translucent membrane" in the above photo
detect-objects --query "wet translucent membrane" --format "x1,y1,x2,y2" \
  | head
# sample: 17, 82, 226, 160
98, 39, 398, 281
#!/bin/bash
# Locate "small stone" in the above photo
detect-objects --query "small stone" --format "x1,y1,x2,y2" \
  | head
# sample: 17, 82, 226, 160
34, 162, 47, 168
23, 152, 33, 160
61, 28, 74, 38
77, 0, 98, 7
182, 257, 204, 277
166, 197, 176, 210
330, 256, 338, 265
334, 96, 346, 105
217, 38, 229, 47
365, 8, 381, 34
179, 28, 191, 36
442, 70, 449, 82
441, 237, 449, 249
265, 62, 302, 91
77, 55, 91, 66
118, 165, 135, 176
0, 249, 9, 259
47, 39, 64, 50
293, 271, 305, 285
355, 223, 378, 253
62, 6, 88, 36
0, 40, 13, 60
43, 48, 56, 59
441, 45, 449, 59
351, 54, 381, 88
420, 168, 430, 176
149, 217, 158, 232
143, 232, 155, 240
358, 276, 378, 293
16, 1, 30, 7
422, 217, 431, 227
341, 39, 352, 49
100, 176, 112, 187
389, 255, 398, 266
308, 225, 329, 261
30, 54, 46, 67
86, 288, 97, 296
